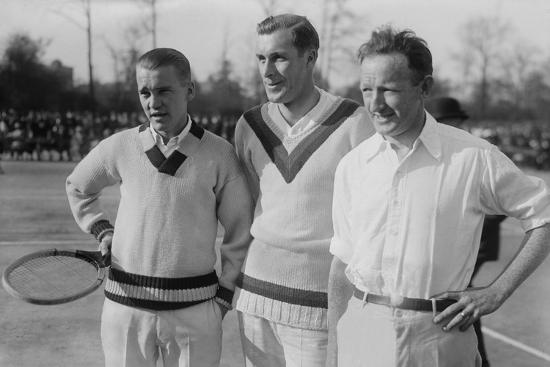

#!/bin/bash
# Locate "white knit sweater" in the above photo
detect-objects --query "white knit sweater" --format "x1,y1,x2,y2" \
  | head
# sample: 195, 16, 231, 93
233, 90, 374, 330
66, 122, 253, 310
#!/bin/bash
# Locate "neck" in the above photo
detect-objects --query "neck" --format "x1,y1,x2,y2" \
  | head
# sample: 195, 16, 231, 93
278, 85, 320, 127
155, 118, 188, 145
385, 112, 426, 161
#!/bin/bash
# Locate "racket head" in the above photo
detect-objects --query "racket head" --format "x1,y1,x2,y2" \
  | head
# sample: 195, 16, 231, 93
2, 248, 107, 305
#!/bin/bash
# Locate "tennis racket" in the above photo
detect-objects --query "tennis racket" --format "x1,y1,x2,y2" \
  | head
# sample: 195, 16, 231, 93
2, 249, 110, 305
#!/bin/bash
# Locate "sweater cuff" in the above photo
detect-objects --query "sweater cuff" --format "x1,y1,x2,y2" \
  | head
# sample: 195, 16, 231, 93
90, 220, 114, 241
215, 286, 234, 309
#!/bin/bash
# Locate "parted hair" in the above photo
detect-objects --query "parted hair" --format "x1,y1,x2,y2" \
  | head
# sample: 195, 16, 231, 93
257, 14, 319, 54
357, 25, 433, 84
137, 48, 191, 85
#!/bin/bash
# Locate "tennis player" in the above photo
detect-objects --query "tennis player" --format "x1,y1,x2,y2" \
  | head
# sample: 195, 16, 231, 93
66, 48, 253, 367
327, 25, 550, 366
233, 14, 373, 366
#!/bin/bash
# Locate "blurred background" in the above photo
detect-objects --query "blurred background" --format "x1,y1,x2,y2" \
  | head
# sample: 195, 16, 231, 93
0, 0, 549, 164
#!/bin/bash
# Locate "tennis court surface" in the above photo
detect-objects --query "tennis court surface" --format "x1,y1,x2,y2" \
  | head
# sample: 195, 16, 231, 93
1, 161, 549, 366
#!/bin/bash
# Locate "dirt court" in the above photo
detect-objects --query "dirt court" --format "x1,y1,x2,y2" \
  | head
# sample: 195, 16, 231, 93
1, 160, 550, 366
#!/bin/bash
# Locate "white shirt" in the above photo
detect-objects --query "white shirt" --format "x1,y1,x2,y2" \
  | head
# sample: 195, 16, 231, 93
149, 115, 192, 156
330, 113, 550, 299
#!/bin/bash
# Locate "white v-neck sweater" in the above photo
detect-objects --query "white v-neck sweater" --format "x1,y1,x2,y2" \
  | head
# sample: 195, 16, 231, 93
66, 122, 253, 310
233, 91, 374, 330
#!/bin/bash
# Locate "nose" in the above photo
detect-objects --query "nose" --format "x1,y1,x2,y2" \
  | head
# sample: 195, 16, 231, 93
261, 59, 275, 78
149, 93, 162, 110
368, 90, 385, 113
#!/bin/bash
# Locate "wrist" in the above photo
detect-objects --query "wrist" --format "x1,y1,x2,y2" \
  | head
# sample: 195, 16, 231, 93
215, 285, 234, 310
91, 220, 114, 241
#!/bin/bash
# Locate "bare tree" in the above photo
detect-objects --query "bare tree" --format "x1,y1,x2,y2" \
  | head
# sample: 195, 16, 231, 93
50, 0, 96, 114
497, 41, 540, 119
137, 0, 159, 49
454, 16, 512, 119
256, 0, 282, 15
318, 0, 367, 91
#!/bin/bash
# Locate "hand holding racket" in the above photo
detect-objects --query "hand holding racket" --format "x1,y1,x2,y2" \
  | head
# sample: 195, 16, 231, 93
2, 247, 111, 305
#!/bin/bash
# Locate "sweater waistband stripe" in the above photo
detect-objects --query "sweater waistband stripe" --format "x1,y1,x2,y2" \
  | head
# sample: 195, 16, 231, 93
109, 268, 218, 289
105, 292, 206, 310
237, 273, 328, 308
105, 278, 218, 302
104, 268, 219, 309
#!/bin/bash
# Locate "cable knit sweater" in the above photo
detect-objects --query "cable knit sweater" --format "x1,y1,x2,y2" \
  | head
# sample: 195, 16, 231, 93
66, 121, 253, 310
233, 89, 374, 330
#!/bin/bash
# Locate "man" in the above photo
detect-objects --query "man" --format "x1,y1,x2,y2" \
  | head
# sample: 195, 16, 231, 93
327, 26, 550, 366
66, 48, 253, 367
233, 14, 374, 366
426, 96, 507, 367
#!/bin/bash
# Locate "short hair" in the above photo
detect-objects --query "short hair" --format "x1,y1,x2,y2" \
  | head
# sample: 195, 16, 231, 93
137, 48, 191, 85
257, 14, 319, 54
357, 25, 433, 84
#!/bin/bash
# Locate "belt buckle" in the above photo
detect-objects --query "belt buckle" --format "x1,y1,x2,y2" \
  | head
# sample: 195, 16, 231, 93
390, 294, 405, 308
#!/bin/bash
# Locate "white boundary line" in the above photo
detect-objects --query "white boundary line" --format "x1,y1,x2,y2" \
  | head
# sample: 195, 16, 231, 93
0, 239, 94, 246
482, 326, 550, 362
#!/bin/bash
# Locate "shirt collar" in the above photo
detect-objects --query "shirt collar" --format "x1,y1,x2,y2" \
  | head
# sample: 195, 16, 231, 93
417, 112, 442, 161
149, 115, 192, 146
363, 111, 442, 162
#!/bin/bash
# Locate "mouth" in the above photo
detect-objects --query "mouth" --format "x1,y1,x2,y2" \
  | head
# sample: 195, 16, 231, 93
372, 112, 394, 122
265, 80, 282, 88
150, 112, 167, 119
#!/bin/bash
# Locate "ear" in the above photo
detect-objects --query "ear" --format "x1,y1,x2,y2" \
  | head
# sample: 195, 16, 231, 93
306, 49, 318, 67
187, 81, 196, 101
420, 76, 434, 98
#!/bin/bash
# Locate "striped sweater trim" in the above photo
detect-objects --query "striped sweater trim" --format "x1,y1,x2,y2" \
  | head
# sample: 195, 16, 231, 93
137, 120, 204, 176
235, 287, 328, 330
104, 268, 218, 310
236, 273, 328, 309
242, 98, 359, 183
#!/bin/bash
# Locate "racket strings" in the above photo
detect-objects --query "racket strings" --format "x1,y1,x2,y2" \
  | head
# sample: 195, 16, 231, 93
6, 255, 99, 300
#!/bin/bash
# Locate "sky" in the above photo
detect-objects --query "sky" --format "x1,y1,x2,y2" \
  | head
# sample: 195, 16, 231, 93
2, 0, 550, 91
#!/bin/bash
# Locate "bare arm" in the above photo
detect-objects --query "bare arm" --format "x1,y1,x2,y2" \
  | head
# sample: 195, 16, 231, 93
326, 256, 354, 367
433, 223, 550, 331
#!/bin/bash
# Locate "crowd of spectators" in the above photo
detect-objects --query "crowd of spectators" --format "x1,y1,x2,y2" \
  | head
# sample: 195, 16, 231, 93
0, 109, 239, 162
467, 121, 550, 170
1, 108, 549, 170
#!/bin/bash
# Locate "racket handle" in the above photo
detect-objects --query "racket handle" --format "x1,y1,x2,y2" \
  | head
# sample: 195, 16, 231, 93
102, 251, 111, 267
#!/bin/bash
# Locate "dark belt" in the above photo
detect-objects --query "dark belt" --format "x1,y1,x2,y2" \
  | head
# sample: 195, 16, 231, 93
353, 287, 456, 312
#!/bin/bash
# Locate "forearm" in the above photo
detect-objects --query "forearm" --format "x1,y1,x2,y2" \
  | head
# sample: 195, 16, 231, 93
216, 176, 254, 306
327, 256, 353, 367
489, 223, 550, 304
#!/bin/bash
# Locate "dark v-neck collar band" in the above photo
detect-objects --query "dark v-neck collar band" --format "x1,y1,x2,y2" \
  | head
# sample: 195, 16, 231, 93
138, 120, 204, 176
243, 98, 359, 183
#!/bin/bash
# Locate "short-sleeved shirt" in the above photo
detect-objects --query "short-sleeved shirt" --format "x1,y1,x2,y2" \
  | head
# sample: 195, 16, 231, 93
330, 113, 550, 299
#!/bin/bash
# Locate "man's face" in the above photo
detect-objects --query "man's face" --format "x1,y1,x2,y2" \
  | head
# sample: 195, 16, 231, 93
136, 65, 194, 138
256, 29, 313, 104
360, 53, 428, 140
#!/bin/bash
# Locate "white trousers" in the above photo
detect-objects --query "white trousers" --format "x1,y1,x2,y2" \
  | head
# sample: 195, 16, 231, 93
238, 311, 328, 367
101, 298, 222, 367
337, 297, 481, 367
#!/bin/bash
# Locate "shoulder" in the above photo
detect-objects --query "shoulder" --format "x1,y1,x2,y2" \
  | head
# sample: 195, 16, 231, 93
201, 128, 235, 154
336, 135, 372, 174
436, 122, 493, 152
235, 103, 269, 142
201, 129, 240, 164
88, 125, 140, 154
238, 103, 268, 127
